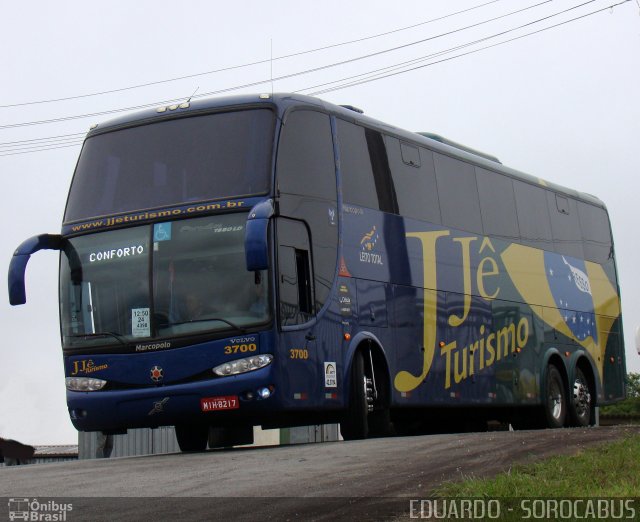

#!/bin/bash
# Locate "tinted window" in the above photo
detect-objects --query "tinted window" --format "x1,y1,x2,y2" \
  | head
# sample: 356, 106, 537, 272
277, 110, 337, 311
365, 129, 398, 213
277, 218, 314, 326
59, 213, 269, 348
513, 181, 553, 249
476, 168, 519, 239
278, 245, 299, 323
578, 202, 612, 263
59, 226, 150, 347
387, 137, 441, 223
338, 120, 379, 210
276, 110, 336, 200
547, 192, 584, 258
434, 153, 482, 234
65, 109, 275, 222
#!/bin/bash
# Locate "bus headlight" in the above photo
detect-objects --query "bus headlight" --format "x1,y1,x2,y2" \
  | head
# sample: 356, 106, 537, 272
66, 377, 107, 391
213, 354, 273, 377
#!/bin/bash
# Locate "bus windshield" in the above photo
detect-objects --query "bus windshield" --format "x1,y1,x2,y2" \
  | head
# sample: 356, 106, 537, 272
59, 212, 269, 349
64, 109, 275, 223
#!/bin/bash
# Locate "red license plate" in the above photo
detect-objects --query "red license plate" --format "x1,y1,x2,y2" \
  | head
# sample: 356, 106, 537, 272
200, 395, 240, 412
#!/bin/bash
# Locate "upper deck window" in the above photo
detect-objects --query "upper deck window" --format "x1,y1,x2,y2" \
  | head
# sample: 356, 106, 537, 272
338, 120, 397, 213
578, 202, 612, 263
433, 153, 483, 235
387, 137, 441, 223
64, 109, 275, 223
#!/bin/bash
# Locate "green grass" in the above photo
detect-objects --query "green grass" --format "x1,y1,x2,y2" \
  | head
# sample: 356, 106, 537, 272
600, 397, 640, 419
435, 435, 640, 497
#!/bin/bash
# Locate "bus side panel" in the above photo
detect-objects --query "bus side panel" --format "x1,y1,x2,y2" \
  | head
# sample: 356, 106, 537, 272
340, 206, 623, 412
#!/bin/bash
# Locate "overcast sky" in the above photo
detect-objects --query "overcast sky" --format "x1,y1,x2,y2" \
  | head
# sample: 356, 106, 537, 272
1, 0, 638, 445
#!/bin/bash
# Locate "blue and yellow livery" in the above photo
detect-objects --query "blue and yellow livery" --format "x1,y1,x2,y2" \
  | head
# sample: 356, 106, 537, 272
8, 93, 624, 450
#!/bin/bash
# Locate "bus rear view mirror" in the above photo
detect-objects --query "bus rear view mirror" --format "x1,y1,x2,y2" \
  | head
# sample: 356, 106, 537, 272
245, 199, 274, 272
8, 234, 63, 306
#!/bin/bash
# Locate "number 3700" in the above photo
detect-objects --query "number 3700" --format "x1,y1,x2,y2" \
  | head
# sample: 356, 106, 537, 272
289, 349, 309, 359
224, 344, 257, 354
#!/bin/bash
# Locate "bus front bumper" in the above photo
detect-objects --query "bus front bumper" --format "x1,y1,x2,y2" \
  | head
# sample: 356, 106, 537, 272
66, 366, 277, 432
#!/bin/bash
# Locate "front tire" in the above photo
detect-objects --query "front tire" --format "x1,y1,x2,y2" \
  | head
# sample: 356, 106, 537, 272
175, 424, 208, 452
569, 368, 592, 427
543, 365, 567, 429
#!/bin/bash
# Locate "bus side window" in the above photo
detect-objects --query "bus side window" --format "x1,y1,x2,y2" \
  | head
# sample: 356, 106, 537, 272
547, 192, 584, 258
433, 152, 483, 235
476, 167, 520, 240
364, 128, 398, 214
295, 249, 313, 315
338, 120, 398, 213
276, 109, 337, 313
386, 137, 441, 224
513, 180, 553, 250
276, 111, 335, 200
578, 202, 612, 263
277, 218, 314, 326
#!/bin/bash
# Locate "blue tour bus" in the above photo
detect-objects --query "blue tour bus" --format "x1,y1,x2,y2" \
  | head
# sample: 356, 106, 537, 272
8, 93, 625, 451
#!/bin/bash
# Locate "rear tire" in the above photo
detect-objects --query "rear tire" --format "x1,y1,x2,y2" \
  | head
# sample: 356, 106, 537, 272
340, 351, 369, 440
543, 365, 567, 429
175, 424, 208, 452
569, 368, 592, 427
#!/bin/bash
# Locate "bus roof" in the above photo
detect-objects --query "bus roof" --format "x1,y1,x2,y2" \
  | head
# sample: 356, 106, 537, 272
84, 92, 605, 209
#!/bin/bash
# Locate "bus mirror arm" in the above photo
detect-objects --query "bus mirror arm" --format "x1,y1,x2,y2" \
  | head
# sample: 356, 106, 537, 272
245, 199, 275, 272
8, 234, 63, 306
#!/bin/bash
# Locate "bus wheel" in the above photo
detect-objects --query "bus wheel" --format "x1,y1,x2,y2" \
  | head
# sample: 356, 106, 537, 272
340, 351, 371, 440
543, 365, 567, 429
368, 378, 393, 437
569, 368, 592, 427
175, 424, 208, 452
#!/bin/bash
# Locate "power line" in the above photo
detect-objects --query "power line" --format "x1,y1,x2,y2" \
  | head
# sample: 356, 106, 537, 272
0, 98, 184, 130
0, 0, 503, 109
0, 137, 84, 153
0, 131, 86, 156
190, 0, 555, 98
0, 0, 555, 131
0, 132, 86, 148
1, 0, 631, 155
306, 0, 632, 96
297, 0, 594, 95
0, 141, 83, 157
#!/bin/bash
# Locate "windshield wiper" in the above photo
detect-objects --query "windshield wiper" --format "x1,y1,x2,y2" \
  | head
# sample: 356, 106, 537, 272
68, 332, 127, 346
171, 317, 246, 334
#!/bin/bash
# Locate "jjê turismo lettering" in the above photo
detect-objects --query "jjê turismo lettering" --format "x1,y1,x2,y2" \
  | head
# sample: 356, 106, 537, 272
441, 317, 530, 389
105, 209, 182, 226
71, 359, 108, 376
102, 200, 245, 227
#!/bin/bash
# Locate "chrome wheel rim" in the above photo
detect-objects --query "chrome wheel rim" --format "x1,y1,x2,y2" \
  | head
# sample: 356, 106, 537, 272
573, 377, 591, 420
549, 378, 564, 420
